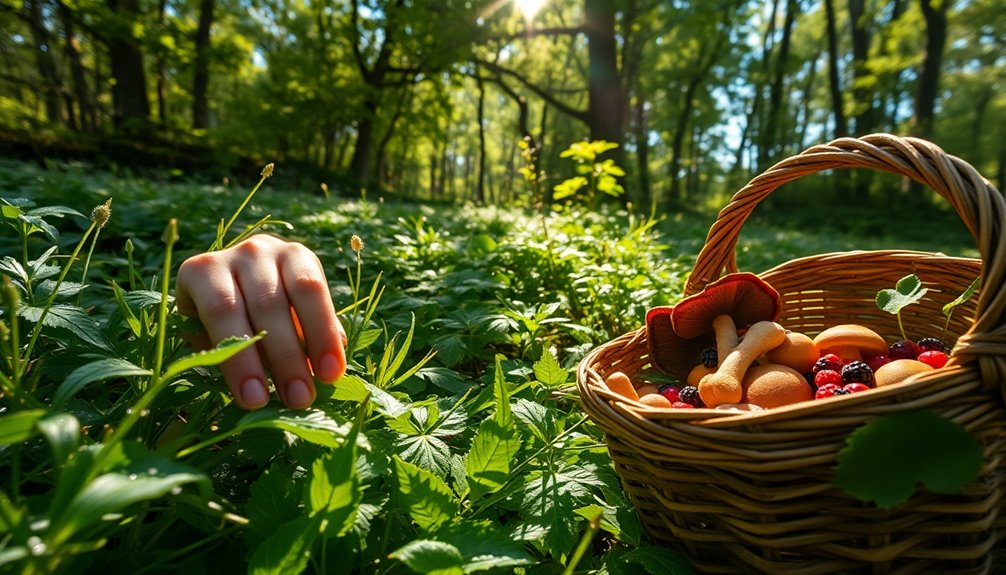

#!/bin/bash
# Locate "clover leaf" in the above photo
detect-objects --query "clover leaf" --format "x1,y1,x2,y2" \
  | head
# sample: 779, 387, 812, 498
876, 274, 927, 341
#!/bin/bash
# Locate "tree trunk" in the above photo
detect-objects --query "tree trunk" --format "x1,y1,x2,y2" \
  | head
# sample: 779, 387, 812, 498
25, 0, 64, 125
584, 0, 624, 155
58, 0, 95, 132
476, 74, 487, 205
374, 87, 409, 189
191, 0, 215, 130
155, 0, 167, 124
912, 0, 950, 138
848, 0, 875, 135
107, 0, 151, 134
760, 0, 799, 170
824, 0, 847, 137
729, 0, 777, 189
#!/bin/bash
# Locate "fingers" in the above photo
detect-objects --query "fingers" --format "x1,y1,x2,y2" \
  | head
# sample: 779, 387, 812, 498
175, 236, 348, 410
176, 256, 271, 409
280, 247, 347, 384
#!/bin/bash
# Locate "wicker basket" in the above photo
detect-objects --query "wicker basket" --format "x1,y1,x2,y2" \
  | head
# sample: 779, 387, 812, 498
576, 134, 1006, 574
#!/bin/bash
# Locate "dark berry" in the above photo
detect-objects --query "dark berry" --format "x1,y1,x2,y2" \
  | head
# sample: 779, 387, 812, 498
889, 340, 919, 360
815, 383, 840, 399
803, 371, 815, 388
671, 401, 695, 409
917, 350, 949, 369
841, 360, 874, 385
866, 354, 891, 372
699, 347, 718, 368
814, 370, 842, 387
679, 386, 704, 407
813, 354, 843, 374
659, 385, 681, 403
917, 337, 946, 353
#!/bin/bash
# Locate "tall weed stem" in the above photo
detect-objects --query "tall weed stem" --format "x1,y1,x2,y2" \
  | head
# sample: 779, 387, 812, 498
210, 164, 273, 251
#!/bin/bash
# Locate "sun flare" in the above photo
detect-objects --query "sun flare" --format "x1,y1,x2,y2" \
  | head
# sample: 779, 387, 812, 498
515, 0, 545, 21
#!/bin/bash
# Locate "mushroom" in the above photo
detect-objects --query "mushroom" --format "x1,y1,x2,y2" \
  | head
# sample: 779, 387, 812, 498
813, 324, 888, 362
874, 359, 933, 387
645, 306, 716, 380
647, 273, 781, 380
765, 331, 819, 373
742, 363, 813, 408
698, 321, 787, 406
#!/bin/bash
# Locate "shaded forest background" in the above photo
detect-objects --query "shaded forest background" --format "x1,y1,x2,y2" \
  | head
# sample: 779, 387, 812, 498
1, 0, 1004, 210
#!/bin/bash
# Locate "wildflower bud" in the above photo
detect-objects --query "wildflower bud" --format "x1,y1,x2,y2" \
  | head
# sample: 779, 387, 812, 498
0, 276, 19, 309
320, 183, 328, 193
125, 238, 134, 257
91, 198, 112, 229
162, 219, 178, 245
350, 235, 364, 254
261, 163, 275, 178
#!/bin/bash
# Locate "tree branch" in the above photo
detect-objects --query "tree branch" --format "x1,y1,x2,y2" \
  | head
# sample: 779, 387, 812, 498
473, 58, 587, 123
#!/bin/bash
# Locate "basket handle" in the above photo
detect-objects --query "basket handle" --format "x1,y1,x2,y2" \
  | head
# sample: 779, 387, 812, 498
685, 133, 1006, 345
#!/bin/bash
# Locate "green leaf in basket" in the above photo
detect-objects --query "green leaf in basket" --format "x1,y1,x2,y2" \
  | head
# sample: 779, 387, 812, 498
942, 275, 981, 319
875, 274, 927, 315
834, 410, 983, 509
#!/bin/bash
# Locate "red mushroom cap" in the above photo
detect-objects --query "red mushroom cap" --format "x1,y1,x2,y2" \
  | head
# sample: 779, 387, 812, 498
671, 273, 781, 339
646, 306, 716, 380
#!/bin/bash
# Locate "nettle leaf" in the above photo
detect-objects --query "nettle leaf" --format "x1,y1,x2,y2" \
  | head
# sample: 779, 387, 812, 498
465, 356, 520, 502
618, 544, 696, 575
160, 333, 263, 381
331, 374, 370, 402
533, 350, 567, 387
399, 434, 454, 480
835, 411, 984, 508
236, 407, 351, 448
19, 304, 110, 350
519, 463, 608, 553
246, 464, 302, 548
876, 274, 927, 315
943, 275, 981, 318
366, 382, 410, 418
307, 408, 363, 538
33, 279, 86, 301
54, 357, 152, 407
415, 367, 470, 395
0, 256, 29, 286
511, 398, 555, 444
394, 456, 458, 532
0, 409, 45, 445
36, 412, 80, 466
390, 540, 464, 575
248, 515, 323, 575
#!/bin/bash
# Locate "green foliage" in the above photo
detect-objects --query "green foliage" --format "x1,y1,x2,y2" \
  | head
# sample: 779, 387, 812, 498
835, 411, 984, 508
876, 274, 927, 341
553, 140, 626, 203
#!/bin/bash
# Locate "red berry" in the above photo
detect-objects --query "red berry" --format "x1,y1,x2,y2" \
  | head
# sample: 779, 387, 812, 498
866, 354, 891, 372
659, 385, 681, 403
815, 383, 840, 399
917, 350, 948, 369
889, 340, 919, 360
814, 370, 842, 387
813, 354, 843, 373
842, 383, 871, 394
671, 401, 695, 409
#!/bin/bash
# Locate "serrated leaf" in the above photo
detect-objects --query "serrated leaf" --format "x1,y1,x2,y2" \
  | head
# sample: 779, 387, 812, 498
943, 275, 981, 318
619, 544, 696, 575
511, 398, 555, 444
354, 328, 382, 351
236, 407, 350, 447
246, 465, 301, 548
415, 367, 470, 395
307, 407, 363, 538
0, 409, 45, 445
399, 434, 453, 478
436, 522, 534, 573
19, 304, 110, 350
394, 456, 458, 532
533, 350, 567, 387
330, 374, 370, 402
366, 382, 410, 418
835, 410, 984, 508
248, 515, 322, 575
876, 274, 927, 314
465, 357, 520, 502
54, 358, 151, 407
36, 412, 80, 466
390, 540, 464, 575
160, 333, 263, 381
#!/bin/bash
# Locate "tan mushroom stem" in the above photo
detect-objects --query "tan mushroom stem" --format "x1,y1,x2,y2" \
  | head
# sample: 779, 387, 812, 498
713, 314, 740, 361
699, 321, 787, 407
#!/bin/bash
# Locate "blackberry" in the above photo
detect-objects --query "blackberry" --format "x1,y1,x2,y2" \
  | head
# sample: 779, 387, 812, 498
679, 385, 704, 408
699, 347, 718, 368
917, 337, 946, 353
841, 360, 874, 385
888, 340, 919, 360
813, 354, 842, 374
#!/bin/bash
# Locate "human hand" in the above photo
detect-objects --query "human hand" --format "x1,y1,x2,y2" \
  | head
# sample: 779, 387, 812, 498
175, 235, 347, 409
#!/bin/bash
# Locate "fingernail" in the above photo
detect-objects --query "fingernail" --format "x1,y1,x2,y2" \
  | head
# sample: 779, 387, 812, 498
241, 378, 269, 408
286, 379, 314, 408
319, 353, 343, 381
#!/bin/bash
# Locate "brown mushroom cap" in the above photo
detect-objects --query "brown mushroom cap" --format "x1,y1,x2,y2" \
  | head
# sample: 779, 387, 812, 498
874, 359, 934, 387
646, 306, 716, 380
671, 273, 781, 339
813, 324, 888, 359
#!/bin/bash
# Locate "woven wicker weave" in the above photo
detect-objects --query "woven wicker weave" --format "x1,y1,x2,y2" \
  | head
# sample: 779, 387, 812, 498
576, 134, 1006, 574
